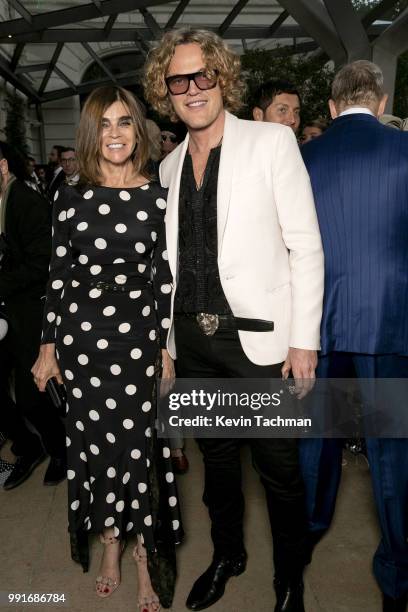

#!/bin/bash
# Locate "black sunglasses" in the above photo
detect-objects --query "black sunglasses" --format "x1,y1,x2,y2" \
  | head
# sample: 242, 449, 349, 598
161, 134, 177, 143
165, 70, 219, 95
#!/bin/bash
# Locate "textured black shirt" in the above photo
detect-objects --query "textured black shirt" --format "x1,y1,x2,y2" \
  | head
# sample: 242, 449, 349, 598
174, 145, 231, 314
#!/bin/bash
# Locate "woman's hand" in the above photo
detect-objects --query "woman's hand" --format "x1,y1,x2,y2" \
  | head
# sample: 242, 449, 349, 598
160, 349, 175, 398
31, 343, 62, 392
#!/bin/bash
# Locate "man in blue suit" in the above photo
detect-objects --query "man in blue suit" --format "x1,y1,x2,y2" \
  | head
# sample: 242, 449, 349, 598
301, 60, 408, 612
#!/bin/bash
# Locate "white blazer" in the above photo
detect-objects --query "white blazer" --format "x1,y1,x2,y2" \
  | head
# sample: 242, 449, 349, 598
159, 111, 324, 365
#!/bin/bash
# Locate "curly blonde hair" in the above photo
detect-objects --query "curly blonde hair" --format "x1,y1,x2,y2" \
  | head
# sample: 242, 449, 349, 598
144, 28, 244, 122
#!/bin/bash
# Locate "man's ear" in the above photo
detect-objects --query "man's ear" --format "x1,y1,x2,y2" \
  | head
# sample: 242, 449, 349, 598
252, 107, 264, 122
377, 94, 388, 117
328, 99, 338, 119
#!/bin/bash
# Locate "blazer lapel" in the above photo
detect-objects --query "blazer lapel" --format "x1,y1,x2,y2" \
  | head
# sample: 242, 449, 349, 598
217, 111, 238, 256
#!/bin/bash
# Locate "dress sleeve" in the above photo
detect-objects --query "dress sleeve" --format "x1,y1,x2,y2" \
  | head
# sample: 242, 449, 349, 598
152, 207, 172, 349
41, 186, 73, 344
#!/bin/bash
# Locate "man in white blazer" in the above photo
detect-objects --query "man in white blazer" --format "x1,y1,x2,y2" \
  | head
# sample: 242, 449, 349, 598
145, 29, 324, 612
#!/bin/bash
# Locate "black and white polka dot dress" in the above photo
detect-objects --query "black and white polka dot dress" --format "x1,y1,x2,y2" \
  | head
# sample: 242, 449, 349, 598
41, 182, 182, 550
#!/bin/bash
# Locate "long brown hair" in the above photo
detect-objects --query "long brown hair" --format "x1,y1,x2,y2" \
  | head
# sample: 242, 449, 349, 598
76, 86, 149, 186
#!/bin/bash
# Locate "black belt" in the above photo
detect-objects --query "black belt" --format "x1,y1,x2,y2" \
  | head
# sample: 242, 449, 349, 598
71, 273, 151, 293
177, 312, 274, 336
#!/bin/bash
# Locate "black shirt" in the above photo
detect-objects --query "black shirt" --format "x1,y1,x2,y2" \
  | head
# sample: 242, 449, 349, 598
174, 145, 231, 314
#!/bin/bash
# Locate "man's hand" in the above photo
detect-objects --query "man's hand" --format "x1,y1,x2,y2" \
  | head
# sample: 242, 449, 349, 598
160, 349, 176, 398
281, 347, 317, 399
31, 343, 62, 392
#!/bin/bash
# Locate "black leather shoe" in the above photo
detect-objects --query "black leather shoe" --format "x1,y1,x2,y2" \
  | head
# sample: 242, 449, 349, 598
274, 578, 305, 612
3, 452, 46, 490
383, 593, 408, 611
186, 552, 247, 611
43, 456, 67, 486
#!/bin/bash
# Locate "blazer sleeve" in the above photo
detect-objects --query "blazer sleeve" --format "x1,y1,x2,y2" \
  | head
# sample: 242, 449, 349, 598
271, 127, 324, 350
0, 184, 51, 301
41, 186, 73, 344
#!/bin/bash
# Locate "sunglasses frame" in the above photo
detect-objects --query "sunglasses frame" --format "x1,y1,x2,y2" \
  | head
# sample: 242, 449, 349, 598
165, 70, 219, 95
161, 134, 177, 143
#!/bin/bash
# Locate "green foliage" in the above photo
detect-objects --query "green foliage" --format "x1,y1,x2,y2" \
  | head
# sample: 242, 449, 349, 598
241, 49, 333, 125
4, 92, 28, 154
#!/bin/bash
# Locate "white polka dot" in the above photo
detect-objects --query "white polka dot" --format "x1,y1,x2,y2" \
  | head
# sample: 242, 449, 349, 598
103, 306, 115, 317
138, 483, 147, 493
129, 290, 141, 299
119, 322, 131, 333
119, 190, 131, 201
149, 330, 157, 341
65, 369, 74, 380
66, 436, 71, 447
95, 238, 107, 249
90, 377, 101, 387
113, 526, 120, 538
71, 500, 80, 511
172, 520, 180, 530
138, 264, 146, 273
123, 419, 134, 430
80, 452, 87, 462
47, 311, 56, 322
130, 348, 142, 360
56, 246, 67, 257
161, 284, 172, 294
81, 322, 92, 331
115, 274, 127, 284
83, 189, 93, 199
161, 318, 171, 329
104, 517, 114, 527
77, 353, 88, 365
67, 470, 75, 480
73, 388, 82, 399
146, 365, 155, 377
126, 522, 134, 531
113, 258, 125, 264
52, 279, 63, 290
90, 265, 101, 275
156, 198, 166, 209
163, 447, 170, 458
135, 242, 145, 253
115, 223, 127, 233
162, 250, 169, 261
122, 472, 130, 484
79, 254, 88, 265
56, 316, 62, 326
69, 302, 78, 313
58, 210, 66, 222
89, 288, 101, 299
146, 458, 150, 468
151, 231, 157, 241
106, 432, 116, 443
90, 493, 94, 504
144, 515, 152, 526
98, 204, 110, 215
89, 409, 99, 421
90, 444, 99, 455
145, 427, 152, 438
72, 280, 80, 287
107, 467, 116, 478
75, 419, 84, 431
142, 401, 151, 412
131, 499, 139, 509
125, 385, 137, 395
140, 184, 149, 191
96, 339, 109, 351
142, 306, 151, 317
169, 496, 177, 507
106, 398, 116, 409
131, 449, 141, 459
137, 211, 148, 221
116, 500, 125, 512
166, 472, 174, 483
77, 222, 88, 231
106, 492, 115, 504
83, 482, 90, 490
54, 190, 59, 201
110, 364, 121, 375
67, 208, 75, 218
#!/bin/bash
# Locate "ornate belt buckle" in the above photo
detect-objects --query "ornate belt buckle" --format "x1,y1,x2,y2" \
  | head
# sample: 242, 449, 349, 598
196, 313, 219, 336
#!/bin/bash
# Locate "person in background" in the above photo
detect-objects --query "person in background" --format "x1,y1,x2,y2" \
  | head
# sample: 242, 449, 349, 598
25, 156, 41, 193
160, 122, 185, 159
252, 79, 301, 134
46, 145, 66, 202
299, 119, 328, 145
60, 148, 79, 185
0, 141, 66, 491
36, 165, 48, 195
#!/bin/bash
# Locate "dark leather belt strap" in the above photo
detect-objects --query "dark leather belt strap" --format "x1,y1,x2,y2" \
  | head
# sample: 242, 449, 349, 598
177, 312, 274, 333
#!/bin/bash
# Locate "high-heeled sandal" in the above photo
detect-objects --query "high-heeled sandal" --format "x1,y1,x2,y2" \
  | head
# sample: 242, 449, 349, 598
95, 534, 126, 598
133, 546, 161, 612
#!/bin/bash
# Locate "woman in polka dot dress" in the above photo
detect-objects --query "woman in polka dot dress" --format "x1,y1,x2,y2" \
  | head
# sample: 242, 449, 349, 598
32, 87, 182, 611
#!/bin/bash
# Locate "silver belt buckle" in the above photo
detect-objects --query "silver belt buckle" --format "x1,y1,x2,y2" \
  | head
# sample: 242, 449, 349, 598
196, 313, 219, 336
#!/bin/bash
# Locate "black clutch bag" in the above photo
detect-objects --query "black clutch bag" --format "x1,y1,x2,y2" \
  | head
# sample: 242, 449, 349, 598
46, 378, 67, 417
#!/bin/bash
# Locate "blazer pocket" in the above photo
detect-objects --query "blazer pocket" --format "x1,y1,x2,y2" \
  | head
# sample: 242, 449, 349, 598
266, 282, 291, 294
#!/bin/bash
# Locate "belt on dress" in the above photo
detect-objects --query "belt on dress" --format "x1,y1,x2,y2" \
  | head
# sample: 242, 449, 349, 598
71, 270, 151, 293
176, 312, 274, 336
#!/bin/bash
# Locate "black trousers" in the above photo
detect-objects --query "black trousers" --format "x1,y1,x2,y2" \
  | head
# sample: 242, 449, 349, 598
175, 315, 308, 578
0, 299, 65, 458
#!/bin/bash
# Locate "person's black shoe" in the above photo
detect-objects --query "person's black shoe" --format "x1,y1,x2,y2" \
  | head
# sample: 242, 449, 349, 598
186, 551, 247, 611
274, 577, 305, 612
3, 452, 47, 490
43, 456, 67, 486
383, 593, 408, 612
